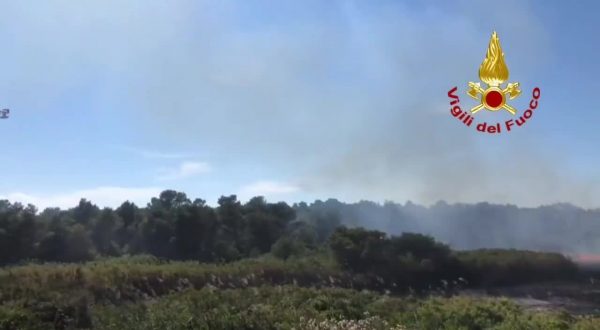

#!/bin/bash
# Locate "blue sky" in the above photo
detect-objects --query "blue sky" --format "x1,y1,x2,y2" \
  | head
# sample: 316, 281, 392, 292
0, 0, 598, 209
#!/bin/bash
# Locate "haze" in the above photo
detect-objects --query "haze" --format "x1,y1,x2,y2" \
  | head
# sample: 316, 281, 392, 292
0, 1, 597, 210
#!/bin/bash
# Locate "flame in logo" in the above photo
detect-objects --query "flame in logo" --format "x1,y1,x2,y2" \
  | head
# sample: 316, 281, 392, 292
478, 31, 509, 87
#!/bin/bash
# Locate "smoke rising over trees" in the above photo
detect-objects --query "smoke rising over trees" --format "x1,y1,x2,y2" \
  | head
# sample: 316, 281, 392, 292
0, 191, 597, 266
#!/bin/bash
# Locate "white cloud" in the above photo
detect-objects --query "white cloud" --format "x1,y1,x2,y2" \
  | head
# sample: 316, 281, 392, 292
0, 186, 162, 210
156, 161, 211, 181
238, 181, 300, 201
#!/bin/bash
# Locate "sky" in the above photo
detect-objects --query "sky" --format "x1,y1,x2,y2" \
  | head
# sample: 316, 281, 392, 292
0, 0, 599, 210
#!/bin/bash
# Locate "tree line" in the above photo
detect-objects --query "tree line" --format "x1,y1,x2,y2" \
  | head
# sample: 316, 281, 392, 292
0, 190, 334, 264
319, 199, 600, 253
0, 190, 581, 289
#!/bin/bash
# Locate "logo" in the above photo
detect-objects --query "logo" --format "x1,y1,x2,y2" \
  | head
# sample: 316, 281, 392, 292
448, 31, 540, 134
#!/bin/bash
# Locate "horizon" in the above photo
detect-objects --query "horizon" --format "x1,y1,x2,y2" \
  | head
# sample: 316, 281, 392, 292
2, 189, 596, 213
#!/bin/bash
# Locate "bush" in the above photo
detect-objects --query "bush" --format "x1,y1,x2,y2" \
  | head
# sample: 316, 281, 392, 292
272, 237, 306, 260
329, 228, 579, 291
329, 227, 464, 290
457, 249, 579, 287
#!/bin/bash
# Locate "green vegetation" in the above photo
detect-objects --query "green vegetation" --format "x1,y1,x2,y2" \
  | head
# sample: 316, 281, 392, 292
0, 191, 301, 264
457, 249, 579, 287
0, 248, 591, 329
0, 191, 593, 328
90, 287, 600, 330
0, 191, 579, 289
0, 258, 597, 329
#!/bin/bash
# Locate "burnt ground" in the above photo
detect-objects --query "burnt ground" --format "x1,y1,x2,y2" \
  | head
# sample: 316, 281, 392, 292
458, 260, 600, 315
459, 282, 600, 315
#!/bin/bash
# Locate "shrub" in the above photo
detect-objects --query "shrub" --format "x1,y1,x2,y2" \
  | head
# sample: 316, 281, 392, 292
457, 249, 579, 287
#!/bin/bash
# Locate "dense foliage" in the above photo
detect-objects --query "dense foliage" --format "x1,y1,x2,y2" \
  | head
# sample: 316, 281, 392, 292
298, 200, 600, 253
456, 249, 579, 287
0, 257, 597, 329
328, 227, 579, 291
0, 191, 301, 264
0, 191, 581, 289
7, 282, 599, 330
329, 227, 464, 290
0, 191, 592, 328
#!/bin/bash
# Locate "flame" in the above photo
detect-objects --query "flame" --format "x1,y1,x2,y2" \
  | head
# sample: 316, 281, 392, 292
478, 31, 509, 87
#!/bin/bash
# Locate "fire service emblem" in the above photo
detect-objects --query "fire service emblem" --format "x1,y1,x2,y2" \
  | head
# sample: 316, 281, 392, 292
447, 31, 540, 134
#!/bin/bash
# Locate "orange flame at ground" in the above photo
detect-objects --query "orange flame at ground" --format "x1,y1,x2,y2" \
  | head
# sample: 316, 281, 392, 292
479, 31, 509, 87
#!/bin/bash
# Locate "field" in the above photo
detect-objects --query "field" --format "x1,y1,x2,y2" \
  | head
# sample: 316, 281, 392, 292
0, 256, 600, 330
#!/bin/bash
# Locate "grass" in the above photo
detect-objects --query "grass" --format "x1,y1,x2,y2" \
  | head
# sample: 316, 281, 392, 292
91, 287, 600, 329
0, 256, 599, 329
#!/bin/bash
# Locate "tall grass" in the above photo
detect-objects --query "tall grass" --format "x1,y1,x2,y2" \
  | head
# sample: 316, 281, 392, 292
0, 255, 596, 329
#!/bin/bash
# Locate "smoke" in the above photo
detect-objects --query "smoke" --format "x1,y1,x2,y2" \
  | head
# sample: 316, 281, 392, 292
126, 0, 593, 207
1, 1, 594, 207
313, 199, 600, 254
290, 2, 597, 208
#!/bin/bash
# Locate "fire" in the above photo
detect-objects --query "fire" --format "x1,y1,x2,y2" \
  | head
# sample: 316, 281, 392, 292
479, 31, 509, 87
573, 254, 600, 264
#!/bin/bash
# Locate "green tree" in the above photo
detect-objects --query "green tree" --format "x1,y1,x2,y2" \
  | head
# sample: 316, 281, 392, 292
245, 197, 295, 254
272, 236, 306, 260
72, 199, 99, 225
328, 227, 388, 273
13, 205, 38, 261
0, 202, 38, 264
140, 216, 175, 259
91, 208, 119, 256
217, 195, 245, 257
149, 190, 191, 215
65, 224, 95, 262
37, 217, 69, 262
173, 199, 218, 261
115, 201, 139, 250
116, 201, 137, 228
